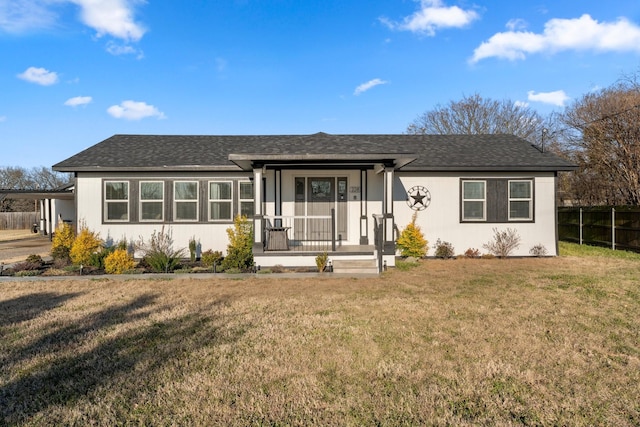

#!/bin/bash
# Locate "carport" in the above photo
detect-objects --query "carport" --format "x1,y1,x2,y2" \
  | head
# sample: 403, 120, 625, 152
0, 184, 75, 238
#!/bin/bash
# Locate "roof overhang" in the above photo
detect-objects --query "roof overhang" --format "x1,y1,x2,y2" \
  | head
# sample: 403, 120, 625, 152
400, 165, 579, 172
228, 153, 418, 171
0, 189, 75, 200
52, 165, 243, 173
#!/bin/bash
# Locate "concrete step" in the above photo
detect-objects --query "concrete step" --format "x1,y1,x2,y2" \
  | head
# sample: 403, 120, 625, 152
331, 259, 378, 275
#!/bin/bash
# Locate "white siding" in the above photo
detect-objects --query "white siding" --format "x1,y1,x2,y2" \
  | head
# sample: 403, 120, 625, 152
393, 172, 558, 256
75, 172, 252, 256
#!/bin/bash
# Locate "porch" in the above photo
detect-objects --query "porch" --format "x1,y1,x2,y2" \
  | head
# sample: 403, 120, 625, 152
253, 213, 388, 273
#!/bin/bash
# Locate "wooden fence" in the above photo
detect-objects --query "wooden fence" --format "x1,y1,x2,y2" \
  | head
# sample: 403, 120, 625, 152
558, 206, 640, 252
0, 212, 38, 230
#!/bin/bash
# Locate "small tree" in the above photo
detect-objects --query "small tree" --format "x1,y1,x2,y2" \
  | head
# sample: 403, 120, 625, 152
221, 215, 254, 271
51, 221, 75, 262
396, 212, 428, 258
482, 228, 521, 258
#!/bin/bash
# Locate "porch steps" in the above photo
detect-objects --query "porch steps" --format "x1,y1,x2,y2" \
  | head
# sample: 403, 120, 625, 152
331, 259, 378, 275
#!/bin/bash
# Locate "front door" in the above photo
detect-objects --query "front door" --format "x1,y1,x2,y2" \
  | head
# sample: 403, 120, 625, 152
294, 177, 347, 242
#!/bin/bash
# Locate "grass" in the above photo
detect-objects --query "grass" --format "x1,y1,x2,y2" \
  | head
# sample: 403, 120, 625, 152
1, 242, 639, 425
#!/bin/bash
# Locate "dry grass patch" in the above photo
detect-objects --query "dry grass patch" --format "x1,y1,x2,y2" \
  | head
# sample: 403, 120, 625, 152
1, 252, 639, 425
0, 229, 34, 242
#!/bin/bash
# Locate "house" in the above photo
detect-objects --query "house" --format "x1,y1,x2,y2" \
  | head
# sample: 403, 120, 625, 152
52, 133, 576, 271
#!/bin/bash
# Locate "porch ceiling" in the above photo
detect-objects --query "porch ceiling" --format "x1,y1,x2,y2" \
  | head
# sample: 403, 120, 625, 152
228, 153, 417, 171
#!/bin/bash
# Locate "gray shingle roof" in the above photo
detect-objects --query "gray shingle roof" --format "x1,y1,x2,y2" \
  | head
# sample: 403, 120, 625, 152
52, 133, 577, 172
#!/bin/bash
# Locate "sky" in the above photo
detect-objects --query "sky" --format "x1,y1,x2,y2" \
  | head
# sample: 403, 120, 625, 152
1, 0, 640, 169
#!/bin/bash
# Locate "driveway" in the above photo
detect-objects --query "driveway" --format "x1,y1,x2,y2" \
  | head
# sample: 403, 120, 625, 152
0, 233, 52, 265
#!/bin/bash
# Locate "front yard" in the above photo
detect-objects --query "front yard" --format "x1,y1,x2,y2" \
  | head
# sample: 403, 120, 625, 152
1, 243, 639, 425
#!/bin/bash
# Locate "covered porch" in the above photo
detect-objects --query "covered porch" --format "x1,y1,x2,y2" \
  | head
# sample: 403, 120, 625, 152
228, 150, 418, 271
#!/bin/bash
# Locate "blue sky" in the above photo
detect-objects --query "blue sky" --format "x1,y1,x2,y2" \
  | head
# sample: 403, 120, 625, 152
1, 0, 640, 168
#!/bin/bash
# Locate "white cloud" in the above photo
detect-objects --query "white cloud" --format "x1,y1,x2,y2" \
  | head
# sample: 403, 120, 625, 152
514, 100, 529, 108
69, 0, 146, 41
506, 18, 527, 31
0, 0, 145, 42
106, 40, 144, 58
354, 78, 388, 96
17, 66, 59, 85
107, 100, 166, 120
64, 96, 93, 107
527, 90, 570, 107
0, 0, 57, 33
471, 14, 640, 63
381, 0, 479, 36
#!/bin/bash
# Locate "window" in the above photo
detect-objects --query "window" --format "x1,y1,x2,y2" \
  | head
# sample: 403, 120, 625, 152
105, 181, 129, 221
509, 180, 532, 220
462, 181, 486, 221
461, 178, 534, 223
239, 181, 254, 217
208, 181, 232, 221
174, 181, 198, 221
140, 181, 164, 221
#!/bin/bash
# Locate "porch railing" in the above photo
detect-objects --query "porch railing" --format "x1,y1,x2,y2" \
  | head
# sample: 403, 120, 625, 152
263, 211, 336, 252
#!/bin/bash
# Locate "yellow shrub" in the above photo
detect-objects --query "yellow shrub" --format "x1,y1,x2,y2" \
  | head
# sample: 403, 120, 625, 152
51, 222, 75, 260
396, 212, 428, 258
104, 249, 136, 274
70, 225, 103, 266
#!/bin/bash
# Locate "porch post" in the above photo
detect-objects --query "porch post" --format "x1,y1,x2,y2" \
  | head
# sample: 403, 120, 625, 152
274, 169, 282, 227
382, 165, 395, 254
253, 165, 264, 253
39, 199, 46, 236
360, 168, 368, 245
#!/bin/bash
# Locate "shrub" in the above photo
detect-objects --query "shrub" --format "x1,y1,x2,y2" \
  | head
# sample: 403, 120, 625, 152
482, 228, 521, 258
25, 254, 44, 267
315, 252, 329, 272
433, 239, 455, 259
15, 269, 42, 277
463, 248, 481, 258
529, 244, 548, 257
12, 257, 43, 272
222, 215, 254, 271
271, 264, 287, 273
53, 257, 71, 269
104, 248, 136, 274
51, 221, 75, 261
70, 225, 103, 266
396, 212, 428, 258
137, 226, 185, 273
188, 236, 198, 262
201, 249, 224, 267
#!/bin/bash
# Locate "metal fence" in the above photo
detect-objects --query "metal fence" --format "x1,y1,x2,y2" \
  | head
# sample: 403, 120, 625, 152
0, 212, 38, 230
558, 206, 640, 252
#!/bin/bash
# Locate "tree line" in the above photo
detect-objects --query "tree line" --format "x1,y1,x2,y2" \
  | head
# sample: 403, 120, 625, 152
407, 72, 640, 206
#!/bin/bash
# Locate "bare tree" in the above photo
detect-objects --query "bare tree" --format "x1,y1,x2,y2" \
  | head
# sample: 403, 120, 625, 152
559, 76, 640, 205
0, 166, 71, 212
407, 93, 548, 143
